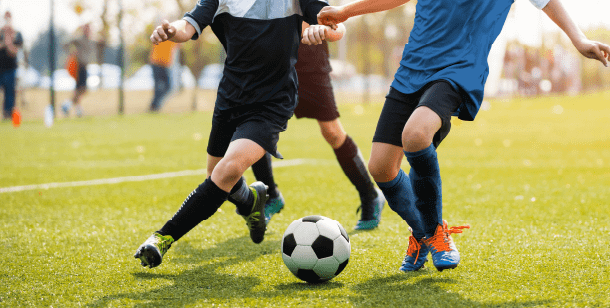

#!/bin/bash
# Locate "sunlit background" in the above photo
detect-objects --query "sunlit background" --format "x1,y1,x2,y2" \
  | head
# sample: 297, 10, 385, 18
1, 0, 609, 120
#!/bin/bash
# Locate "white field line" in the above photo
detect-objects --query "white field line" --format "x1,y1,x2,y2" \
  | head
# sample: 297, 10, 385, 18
0, 158, 323, 194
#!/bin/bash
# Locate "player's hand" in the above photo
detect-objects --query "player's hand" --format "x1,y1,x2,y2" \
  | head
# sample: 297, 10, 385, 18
575, 39, 610, 67
150, 20, 176, 45
302, 25, 327, 45
317, 6, 348, 30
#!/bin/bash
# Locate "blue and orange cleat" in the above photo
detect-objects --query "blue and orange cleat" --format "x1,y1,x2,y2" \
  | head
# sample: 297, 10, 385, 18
400, 228, 429, 272
423, 220, 470, 271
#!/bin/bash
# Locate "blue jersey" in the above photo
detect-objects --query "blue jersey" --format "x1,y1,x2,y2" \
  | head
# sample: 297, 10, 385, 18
392, 0, 548, 121
184, 0, 328, 115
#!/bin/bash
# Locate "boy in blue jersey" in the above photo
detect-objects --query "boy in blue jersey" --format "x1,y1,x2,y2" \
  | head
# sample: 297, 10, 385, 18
319, 0, 610, 272
134, 0, 345, 268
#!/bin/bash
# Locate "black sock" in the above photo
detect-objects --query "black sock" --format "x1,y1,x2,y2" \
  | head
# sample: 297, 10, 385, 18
334, 135, 378, 219
228, 176, 255, 215
157, 178, 228, 241
251, 152, 280, 199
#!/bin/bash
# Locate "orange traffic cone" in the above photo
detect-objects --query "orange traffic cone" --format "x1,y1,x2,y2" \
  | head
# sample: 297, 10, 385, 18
12, 109, 21, 128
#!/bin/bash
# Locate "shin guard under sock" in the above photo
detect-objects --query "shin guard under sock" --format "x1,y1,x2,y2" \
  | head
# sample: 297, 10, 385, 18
376, 169, 425, 239
404, 144, 443, 238
158, 178, 228, 241
228, 176, 254, 215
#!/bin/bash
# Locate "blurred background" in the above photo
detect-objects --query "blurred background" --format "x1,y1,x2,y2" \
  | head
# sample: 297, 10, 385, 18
1, 0, 609, 121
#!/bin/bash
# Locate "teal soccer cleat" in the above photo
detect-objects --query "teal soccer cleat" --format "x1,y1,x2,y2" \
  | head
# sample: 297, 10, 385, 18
423, 220, 470, 271
354, 188, 386, 230
264, 192, 285, 225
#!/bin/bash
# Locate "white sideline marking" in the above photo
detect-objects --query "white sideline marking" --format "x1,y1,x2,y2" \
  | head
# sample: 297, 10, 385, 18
0, 158, 322, 194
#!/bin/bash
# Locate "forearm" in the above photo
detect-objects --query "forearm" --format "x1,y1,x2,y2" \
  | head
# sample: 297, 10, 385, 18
542, 0, 586, 46
340, 0, 411, 18
169, 20, 195, 43
5, 43, 18, 57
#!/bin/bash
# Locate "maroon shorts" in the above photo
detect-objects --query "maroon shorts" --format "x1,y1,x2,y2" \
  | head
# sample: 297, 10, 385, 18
293, 73, 340, 121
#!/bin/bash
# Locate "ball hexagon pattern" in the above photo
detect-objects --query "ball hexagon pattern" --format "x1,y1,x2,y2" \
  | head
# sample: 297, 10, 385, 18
281, 215, 350, 283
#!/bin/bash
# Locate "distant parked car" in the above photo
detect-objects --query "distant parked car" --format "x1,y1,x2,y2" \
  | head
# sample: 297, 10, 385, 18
198, 64, 223, 89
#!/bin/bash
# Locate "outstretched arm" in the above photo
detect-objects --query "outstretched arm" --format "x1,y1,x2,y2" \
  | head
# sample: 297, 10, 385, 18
302, 22, 346, 45
317, 0, 410, 28
542, 0, 610, 66
150, 20, 196, 44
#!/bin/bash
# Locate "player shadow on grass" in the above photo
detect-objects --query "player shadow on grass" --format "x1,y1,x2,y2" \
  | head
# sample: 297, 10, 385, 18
87, 235, 344, 307
349, 274, 552, 307
87, 236, 278, 307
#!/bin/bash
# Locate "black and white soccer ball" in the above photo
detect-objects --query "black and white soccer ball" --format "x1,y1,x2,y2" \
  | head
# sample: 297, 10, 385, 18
281, 215, 350, 283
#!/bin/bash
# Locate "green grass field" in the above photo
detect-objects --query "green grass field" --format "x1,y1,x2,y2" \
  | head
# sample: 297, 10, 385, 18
1, 92, 609, 307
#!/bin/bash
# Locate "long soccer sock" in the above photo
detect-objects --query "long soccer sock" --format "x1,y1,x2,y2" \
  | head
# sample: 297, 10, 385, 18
376, 169, 425, 239
404, 144, 443, 238
157, 178, 228, 241
334, 135, 379, 220
228, 176, 254, 215
251, 153, 280, 199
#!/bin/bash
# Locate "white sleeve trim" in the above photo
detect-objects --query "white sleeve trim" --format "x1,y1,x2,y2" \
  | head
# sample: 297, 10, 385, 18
183, 16, 202, 38
529, 0, 551, 10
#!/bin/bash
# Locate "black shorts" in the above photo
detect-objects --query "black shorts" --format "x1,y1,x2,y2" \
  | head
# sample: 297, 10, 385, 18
76, 64, 87, 90
207, 100, 295, 159
293, 73, 340, 121
373, 81, 462, 148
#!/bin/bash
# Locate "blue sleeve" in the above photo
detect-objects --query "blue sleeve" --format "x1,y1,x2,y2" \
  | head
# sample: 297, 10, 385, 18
183, 0, 219, 40
299, 0, 329, 25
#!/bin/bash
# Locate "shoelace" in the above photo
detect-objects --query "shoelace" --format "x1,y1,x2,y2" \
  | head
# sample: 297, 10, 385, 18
154, 234, 173, 254
426, 224, 470, 252
246, 211, 261, 227
406, 235, 424, 264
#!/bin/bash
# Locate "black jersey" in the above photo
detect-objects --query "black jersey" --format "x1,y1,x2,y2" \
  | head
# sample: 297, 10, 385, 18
184, 0, 328, 117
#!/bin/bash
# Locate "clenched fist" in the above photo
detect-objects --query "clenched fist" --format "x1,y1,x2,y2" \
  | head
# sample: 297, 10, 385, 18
150, 20, 176, 45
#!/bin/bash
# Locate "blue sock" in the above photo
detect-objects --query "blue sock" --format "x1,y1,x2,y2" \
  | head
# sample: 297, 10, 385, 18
376, 169, 425, 239
404, 144, 443, 238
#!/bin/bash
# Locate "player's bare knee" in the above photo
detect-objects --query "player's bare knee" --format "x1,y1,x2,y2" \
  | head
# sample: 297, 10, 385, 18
368, 160, 398, 183
402, 128, 433, 152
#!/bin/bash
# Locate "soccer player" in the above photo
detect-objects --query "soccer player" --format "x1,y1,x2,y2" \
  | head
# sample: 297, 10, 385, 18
134, 0, 345, 268
251, 22, 385, 230
318, 0, 610, 272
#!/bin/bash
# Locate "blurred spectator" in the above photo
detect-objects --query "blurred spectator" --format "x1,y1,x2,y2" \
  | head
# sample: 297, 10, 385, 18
149, 40, 179, 112
62, 22, 96, 117
0, 11, 23, 121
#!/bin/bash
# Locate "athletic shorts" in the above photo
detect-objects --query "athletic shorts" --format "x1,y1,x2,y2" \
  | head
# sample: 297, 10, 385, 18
76, 64, 87, 90
207, 100, 295, 159
373, 80, 462, 148
293, 73, 340, 121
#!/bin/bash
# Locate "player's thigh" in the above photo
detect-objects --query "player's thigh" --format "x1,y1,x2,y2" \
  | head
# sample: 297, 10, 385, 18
402, 106, 442, 152
211, 139, 266, 191
373, 87, 418, 149
369, 142, 404, 182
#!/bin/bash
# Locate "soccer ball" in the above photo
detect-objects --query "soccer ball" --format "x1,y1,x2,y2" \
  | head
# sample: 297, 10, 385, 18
281, 215, 350, 283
